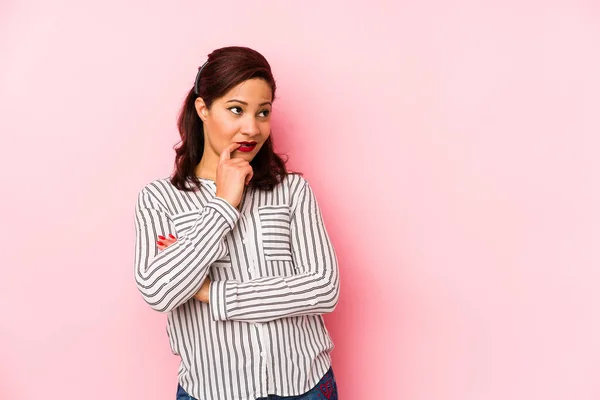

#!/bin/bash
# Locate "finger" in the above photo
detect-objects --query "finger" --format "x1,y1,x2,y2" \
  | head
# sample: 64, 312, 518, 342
220, 143, 242, 163
245, 167, 254, 185
157, 235, 177, 244
162, 238, 176, 246
231, 160, 250, 174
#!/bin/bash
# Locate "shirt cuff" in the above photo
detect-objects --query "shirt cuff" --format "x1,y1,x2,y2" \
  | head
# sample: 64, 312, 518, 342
209, 280, 229, 321
206, 197, 240, 229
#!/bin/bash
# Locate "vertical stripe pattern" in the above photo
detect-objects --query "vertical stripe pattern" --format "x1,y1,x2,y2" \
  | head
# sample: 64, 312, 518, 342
134, 174, 339, 400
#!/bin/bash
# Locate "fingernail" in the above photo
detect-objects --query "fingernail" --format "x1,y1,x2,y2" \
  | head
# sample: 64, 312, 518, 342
158, 235, 166, 240
168, 234, 176, 239
157, 241, 164, 246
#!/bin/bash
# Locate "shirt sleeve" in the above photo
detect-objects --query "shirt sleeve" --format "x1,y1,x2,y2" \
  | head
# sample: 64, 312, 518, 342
134, 187, 240, 313
209, 180, 340, 323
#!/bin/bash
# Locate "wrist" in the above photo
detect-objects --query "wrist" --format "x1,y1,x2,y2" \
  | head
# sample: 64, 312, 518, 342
215, 194, 236, 208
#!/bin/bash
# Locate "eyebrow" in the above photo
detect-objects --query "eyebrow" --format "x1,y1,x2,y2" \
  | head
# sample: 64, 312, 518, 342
225, 99, 272, 106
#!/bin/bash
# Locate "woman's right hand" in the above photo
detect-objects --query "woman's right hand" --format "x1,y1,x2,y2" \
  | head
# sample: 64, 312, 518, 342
215, 142, 254, 208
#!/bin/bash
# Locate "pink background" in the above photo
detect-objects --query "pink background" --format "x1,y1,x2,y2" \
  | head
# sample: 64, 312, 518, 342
2, 1, 600, 399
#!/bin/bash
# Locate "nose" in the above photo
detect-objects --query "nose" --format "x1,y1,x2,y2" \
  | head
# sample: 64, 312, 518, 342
240, 115, 260, 137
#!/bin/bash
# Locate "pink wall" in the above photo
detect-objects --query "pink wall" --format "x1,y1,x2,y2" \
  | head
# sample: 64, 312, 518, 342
2, 1, 600, 399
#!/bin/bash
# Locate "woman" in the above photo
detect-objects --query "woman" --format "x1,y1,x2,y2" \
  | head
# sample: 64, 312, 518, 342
134, 46, 340, 400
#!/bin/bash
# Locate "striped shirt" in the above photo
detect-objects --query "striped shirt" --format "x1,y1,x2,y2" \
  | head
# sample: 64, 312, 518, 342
134, 173, 340, 400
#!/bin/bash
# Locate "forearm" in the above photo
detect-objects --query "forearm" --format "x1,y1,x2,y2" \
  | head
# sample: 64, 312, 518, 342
135, 196, 239, 313
209, 265, 339, 323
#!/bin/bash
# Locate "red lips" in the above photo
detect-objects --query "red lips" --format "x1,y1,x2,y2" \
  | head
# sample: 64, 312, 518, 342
236, 141, 257, 152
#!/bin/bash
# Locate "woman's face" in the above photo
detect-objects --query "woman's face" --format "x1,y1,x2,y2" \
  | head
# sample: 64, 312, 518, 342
197, 78, 273, 163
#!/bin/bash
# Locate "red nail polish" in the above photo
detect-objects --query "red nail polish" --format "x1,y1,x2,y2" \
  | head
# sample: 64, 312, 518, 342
169, 234, 176, 239
157, 241, 164, 246
158, 235, 166, 240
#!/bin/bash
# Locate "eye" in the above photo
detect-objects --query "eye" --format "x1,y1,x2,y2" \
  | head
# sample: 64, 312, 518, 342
258, 109, 271, 118
228, 106, 243, 115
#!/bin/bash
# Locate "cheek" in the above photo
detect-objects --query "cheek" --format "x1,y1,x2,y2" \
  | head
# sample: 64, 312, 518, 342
260, 121, 271, 137
209, 116, 237, 141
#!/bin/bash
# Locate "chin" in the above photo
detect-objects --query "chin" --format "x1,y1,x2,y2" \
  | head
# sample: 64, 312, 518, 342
235, 145, 263, 160
233, 151, 256, 161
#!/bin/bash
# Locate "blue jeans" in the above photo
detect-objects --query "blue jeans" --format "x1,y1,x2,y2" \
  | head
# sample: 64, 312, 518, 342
176, 367, 338, 400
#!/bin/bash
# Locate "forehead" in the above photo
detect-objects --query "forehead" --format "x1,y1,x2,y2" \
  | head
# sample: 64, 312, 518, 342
222, 78, 273, 103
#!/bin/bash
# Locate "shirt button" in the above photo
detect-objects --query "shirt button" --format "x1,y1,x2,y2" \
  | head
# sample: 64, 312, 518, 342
309, 299, 317, 305
260, 352, 266, 358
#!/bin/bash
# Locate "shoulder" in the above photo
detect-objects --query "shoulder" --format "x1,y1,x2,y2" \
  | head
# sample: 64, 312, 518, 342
136, 177, 177, 209
274, 173, 309, 202
278, 173, 319, 213
280, 173, 309, 193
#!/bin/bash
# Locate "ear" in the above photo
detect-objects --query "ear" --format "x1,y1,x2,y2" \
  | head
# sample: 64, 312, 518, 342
194, 97, 209, 121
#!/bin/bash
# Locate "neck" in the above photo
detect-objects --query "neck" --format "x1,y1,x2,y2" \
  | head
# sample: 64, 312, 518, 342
195, 153, 218, 181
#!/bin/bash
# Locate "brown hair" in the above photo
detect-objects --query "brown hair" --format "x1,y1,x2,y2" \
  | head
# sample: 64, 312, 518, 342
170, 46, 289, 192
